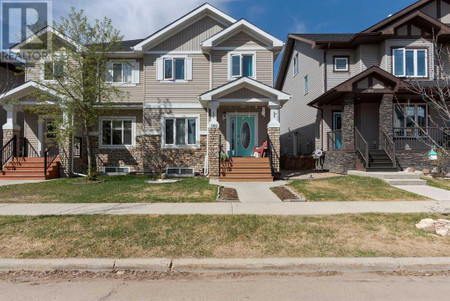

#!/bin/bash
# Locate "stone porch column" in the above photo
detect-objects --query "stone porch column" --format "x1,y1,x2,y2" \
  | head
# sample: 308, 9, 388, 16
58, 111, 73, 177
2, 105, 21, 153
207, 102, 220, 178
342, 97, 355, 150
379, 94, 394, 148
268, 102, 281, 173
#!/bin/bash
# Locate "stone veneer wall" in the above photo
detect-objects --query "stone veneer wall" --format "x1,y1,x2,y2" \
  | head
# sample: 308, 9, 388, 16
342, 98, 355, 150
142, 135, 207, 174
268, 127, 280, 173
208, 127, 220, 178
379, 94, 393, 144
323, 151, 356, 174
396, 151, 450, 172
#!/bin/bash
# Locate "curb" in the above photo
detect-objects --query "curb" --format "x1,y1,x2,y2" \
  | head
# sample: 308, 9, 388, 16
1, 257, 450, 272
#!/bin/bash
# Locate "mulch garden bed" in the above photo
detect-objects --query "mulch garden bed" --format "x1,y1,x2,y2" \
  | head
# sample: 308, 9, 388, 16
271, 186, 302, 202
217, 187, 239, 202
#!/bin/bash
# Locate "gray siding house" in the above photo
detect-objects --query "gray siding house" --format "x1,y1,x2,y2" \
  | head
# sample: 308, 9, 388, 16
276, 0, 450, 173
0, 3, 289, 181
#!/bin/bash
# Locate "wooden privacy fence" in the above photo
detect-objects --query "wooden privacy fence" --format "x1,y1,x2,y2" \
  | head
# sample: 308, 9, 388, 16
280, 155, 315, 171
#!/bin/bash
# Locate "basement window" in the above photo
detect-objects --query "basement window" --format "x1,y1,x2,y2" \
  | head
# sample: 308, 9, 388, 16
166, 167, 195, 177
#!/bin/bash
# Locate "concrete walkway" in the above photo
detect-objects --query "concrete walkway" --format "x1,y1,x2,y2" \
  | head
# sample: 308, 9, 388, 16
394, 185, 450, 201
0, 200, 448, 216
0, 180, 46, 186
210, 179, 285, 203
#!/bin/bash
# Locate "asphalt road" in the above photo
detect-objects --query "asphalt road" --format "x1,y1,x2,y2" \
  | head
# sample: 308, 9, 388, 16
1, 270, 450, 300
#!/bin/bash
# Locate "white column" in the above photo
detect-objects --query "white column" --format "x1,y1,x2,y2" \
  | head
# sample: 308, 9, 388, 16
2, 105, 20, 131
208, 101, 220, 128
267, 102, 280, 128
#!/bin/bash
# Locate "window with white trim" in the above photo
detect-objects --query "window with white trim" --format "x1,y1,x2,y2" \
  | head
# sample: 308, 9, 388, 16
156, 56, 192, 82
334, 57, 349, 72
100, 118, 135, 147
229, 53, 255, 79
43, 60, 64, 81
394, 104, 428, 137
106, 61, 140, 84
163, 117, 198, 148
393, 48, 427, 77
293, 53, 299, 76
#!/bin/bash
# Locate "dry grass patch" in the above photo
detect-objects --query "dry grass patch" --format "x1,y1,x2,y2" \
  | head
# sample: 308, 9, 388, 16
288, 176, 426, 201
0, 175, 218, 203
424, 178, 450, 191
0, 214, 449, 259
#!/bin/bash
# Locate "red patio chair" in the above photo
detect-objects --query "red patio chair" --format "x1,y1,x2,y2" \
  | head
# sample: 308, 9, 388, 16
253, 140, 268, 157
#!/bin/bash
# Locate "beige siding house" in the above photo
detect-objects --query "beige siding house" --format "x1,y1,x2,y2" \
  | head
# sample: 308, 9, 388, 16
1, 3, 289, 181
276, 0, 450, 174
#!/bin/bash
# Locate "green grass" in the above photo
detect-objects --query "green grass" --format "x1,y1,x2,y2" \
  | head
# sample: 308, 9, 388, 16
288, 176, 426, 201
0, 175, 218, 203
0, 214, 448, 258
423, 177, 450, 191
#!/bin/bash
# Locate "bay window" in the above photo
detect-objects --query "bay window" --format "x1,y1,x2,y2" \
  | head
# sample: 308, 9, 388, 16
394, 104, 428, 137
393, 48, 427, 77
164, 116, 198, 148
229, 53, 255, 79
100, 118, 135, 148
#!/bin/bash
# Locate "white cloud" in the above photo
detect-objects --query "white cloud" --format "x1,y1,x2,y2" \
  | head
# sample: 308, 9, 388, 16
292, 20, 307, 33
53, 0, 236, 39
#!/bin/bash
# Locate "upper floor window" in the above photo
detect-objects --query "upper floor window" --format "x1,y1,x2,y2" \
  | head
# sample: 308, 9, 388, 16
100, 117, 136, 148
334, 57, 349, 72
304, 75, 309, 95
106, 60, 140, 85
156, 56, 192, 82
293, 53, 299, 77
229, 52, 255, 80
393, 48, 427, 78
43, 60, 64, 81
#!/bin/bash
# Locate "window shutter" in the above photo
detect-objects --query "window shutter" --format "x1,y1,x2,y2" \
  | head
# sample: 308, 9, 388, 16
186, 57, 193, 81
156, 58, 163, 80
105, 62, 113, 82
132, 61, 140, 84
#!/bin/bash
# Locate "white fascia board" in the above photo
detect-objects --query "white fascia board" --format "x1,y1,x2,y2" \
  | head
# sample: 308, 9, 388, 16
0, 81, 64, 101
144, 103, 204, 109
199, 77, 290, 102
11, 26, 84, 52
133, 4, 236, 51
201, 19, 284, 49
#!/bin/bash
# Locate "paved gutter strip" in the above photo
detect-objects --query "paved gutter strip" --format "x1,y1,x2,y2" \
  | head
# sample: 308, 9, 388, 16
0, 258, 450, 273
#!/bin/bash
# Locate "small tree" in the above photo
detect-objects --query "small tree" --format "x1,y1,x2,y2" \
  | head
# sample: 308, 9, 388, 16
397, 34, 450, 159
24, 8, 127, 178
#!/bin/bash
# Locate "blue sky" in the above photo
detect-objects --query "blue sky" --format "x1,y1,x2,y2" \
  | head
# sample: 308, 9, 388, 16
53, 0, 419, 78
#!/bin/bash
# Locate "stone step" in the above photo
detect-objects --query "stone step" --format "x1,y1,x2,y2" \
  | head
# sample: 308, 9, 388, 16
384, 179, 427, 186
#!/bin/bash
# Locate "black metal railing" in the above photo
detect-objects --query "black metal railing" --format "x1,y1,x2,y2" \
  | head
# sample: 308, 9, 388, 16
74, 137, 82, 158
19, 137, 40, 158
326, 130, 343, 151
381, 130, 396, 167
44, 146, 59, 176
267, 134, 279, 176
355, 128, 369, 168
0, 136, 16, 171
394, 127, 449, 150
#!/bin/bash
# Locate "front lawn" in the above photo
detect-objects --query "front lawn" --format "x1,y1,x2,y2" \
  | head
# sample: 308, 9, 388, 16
0, 175, 218, 203
0, 214, 448, 258
288, 176, 426, 201
424, 177, 450, 191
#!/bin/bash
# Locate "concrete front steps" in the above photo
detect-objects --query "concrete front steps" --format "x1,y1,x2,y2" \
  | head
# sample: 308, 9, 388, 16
220, 157, 273, 182
348, 170, 427, 186
0, 157, 60, 180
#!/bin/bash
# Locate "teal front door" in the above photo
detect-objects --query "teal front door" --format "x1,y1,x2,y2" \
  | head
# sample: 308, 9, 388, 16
229, 116, 256, 157
333, 112, 342, 150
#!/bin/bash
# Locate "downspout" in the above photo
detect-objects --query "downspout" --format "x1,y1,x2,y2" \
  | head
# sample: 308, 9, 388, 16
203, 49, 213, 175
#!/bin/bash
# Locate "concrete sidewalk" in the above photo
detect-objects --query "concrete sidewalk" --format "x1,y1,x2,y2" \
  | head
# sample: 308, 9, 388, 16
394, 185, 450, 201
1, 257, 450, 272
210, 179, 285, 203
0, 200, 448, 216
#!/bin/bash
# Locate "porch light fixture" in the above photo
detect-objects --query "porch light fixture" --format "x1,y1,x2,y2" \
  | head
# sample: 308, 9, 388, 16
261, 107, 266, 117
222, 112, 227, 120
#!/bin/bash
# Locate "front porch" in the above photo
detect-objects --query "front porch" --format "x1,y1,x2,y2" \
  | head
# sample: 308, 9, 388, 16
199, 77, 290, 181
311, 67, 449, 174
